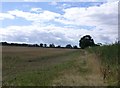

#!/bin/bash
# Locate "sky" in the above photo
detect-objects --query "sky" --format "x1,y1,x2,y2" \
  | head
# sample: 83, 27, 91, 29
0, 0, 119, 47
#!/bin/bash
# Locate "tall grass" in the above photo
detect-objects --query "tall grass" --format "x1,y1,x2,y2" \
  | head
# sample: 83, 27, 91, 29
87, 43, 119, 85
89, 44, 118, 66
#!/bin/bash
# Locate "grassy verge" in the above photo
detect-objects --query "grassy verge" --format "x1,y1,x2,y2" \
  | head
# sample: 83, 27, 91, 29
87, 44, 119, 86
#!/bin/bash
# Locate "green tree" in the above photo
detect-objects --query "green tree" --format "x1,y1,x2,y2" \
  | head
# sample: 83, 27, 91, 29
40, 43, 43, 47
49, 43, 55, 48
66, 44, 72, 48
79, 35, 95, 49
44, 44, 47, 47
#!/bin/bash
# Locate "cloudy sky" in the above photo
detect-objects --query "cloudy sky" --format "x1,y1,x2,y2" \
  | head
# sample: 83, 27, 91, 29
0, 0, 119, 47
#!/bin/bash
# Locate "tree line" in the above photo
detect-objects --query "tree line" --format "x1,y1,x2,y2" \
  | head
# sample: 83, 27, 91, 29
0, 35, 104, 49
0, 42, 78, 49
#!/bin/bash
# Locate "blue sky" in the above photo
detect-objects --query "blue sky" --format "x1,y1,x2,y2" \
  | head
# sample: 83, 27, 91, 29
1, 2, 104, 27
0, 1, 118, 46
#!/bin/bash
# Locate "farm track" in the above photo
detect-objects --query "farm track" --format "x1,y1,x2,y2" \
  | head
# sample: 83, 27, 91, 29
2, 46, 107, 86
52, 50, 107, 86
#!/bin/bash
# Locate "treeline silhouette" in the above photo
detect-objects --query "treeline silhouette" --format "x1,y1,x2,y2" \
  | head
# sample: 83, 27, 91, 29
0, 42, 79, 49
2, 35, 113, 49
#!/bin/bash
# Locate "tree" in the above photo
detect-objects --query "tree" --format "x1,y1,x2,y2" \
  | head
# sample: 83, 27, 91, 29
79, 35, 95, 49
73, 45, 78, 49
1, 42, 8, 45
56, 45, 61, 48
66, 44, 72, 48
49, 43, 55, 48
33, 44, 39, 47
40, 43, 43, 47
44, 44, 47, 48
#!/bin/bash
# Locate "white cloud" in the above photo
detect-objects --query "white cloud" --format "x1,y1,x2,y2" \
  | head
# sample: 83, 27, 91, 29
0, 25, 80, 46
107, 0, 119, 2
0, 1, 118, 46
8, 9, 61, 22
57, 3, 72, 10
0, 13, 15, 20
1, 20, 117, 46
54, 1, 118, 44
58, 1, 118, 27
30, 8, 43, 13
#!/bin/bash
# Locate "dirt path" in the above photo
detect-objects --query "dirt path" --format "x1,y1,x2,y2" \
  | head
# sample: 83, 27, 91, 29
52, 50, 107, 86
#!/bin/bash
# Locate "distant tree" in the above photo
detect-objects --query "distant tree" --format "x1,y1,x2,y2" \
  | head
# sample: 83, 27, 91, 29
33, 44, 39, 47
66, 44, 72, 48
49, 43, 55, 48
40, 43, 43, 47
11, 43, 15, 46
28, 44, 32, 47
73, 45, 78, 49
79, 35, 95, 49
22, 43, 28, 47
56, 45, 61, 48
1, 42, 8, 45
44, 44, 47, 48
49, 44, 52, 48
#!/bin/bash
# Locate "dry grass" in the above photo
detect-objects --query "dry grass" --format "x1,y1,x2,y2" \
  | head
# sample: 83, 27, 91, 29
2, 46, 110, 86
2, 46, 77, 58
52, 51, 107, 86
87, 44, 119, 86
2, 46, 79, 86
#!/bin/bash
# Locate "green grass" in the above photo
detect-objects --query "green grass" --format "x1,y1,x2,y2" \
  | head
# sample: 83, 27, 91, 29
87, 44, 119, 86
3, 61, 74, 86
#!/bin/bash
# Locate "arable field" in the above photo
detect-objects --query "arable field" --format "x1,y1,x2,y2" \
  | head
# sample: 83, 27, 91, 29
2, 46, 118, 86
